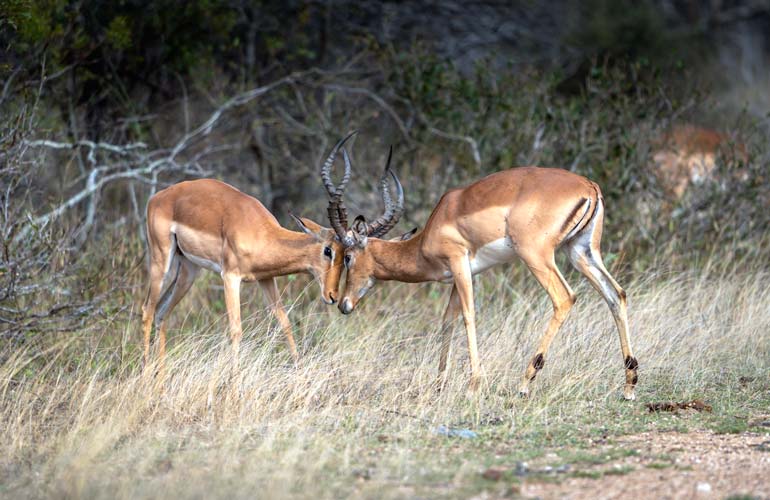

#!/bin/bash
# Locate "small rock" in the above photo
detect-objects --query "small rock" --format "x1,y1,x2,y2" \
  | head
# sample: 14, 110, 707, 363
696, 482, 711, 493
433, 425, 478, 439
515, 461, 529, 476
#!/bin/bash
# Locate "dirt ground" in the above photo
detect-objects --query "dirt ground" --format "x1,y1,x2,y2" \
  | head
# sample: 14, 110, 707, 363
521, 430, 770, 499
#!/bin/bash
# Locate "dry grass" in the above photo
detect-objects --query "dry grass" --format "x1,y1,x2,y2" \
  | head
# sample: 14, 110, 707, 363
1, 259, 769, 498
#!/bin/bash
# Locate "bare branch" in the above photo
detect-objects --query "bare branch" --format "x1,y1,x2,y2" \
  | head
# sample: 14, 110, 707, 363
168, 74, 298, 161
13, 73, 304, 243
321, 83, 412, 143
23, 139, 148, 155
426, 126, 482, 166
0, 66, 22, 109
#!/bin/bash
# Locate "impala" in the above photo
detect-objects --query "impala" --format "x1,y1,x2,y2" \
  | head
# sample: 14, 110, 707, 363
650, 124, 748, 200
141, 134, 355, 370
329, 150, 638, 400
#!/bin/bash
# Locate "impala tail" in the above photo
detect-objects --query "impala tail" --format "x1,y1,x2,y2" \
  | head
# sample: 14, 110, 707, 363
558, 181, 601, 246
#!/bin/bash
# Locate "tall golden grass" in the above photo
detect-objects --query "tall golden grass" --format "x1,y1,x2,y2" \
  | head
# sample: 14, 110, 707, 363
1, 256, 768, 498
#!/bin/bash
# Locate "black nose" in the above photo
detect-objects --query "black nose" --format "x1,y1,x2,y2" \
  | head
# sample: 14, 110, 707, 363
339, 298, 353, 314
328, 292, 337, 304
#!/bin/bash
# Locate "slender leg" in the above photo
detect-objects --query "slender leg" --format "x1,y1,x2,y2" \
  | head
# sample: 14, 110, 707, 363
141, 235, 176, 370
448, 255, 483, 391
567, 200, 637, 400
437, 285, 461, 391
259, 278, 299, 363
141, 265, 163, 369
222, 272, 243, 371
517, 250, 576, 397
154, 258, 199, 379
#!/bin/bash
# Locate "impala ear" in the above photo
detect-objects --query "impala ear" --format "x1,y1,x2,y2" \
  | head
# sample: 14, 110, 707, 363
352, 215, 368, 236
390, 227, 418, 241
289, 211, 323, 241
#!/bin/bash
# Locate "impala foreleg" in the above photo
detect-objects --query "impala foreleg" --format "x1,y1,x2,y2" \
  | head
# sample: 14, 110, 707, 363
259, 278, 299, 363
437, 285, 461, 391
222, 273, 243, 370
518, 252, 575, 398
449, 255, 483, 392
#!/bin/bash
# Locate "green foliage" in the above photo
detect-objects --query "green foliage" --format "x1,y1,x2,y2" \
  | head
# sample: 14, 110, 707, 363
1, 0, 52, 40
105, 15, 131, 50
711, 417, 749, 435
1, 1, 331, 137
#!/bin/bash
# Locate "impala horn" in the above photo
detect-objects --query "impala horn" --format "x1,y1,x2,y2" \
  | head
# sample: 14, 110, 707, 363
321, 132, 356, 246
366, 146, 405, 238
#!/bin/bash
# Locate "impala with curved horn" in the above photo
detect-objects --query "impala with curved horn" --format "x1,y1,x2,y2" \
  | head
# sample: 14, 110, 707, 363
141, 133, 355, 371
332, 149, 638, 400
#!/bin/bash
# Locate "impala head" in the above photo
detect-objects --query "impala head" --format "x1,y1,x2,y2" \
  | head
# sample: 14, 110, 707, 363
288, 212, 345, 305
289, 131, 359, 305
327, 146, 406, 314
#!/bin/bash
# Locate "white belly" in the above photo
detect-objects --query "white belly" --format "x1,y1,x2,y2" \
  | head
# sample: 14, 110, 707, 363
470, 237, 516, 275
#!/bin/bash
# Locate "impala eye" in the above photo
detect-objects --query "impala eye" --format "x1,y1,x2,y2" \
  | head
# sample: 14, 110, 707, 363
323, 246, 333, 259
344, 255, 351, 268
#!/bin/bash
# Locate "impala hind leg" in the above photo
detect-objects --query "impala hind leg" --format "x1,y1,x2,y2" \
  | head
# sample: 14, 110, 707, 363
259, 278, 298, 363
142, 234, 179, 370
566, 205, 636, 399
153, 257, 200, 378
517, 251, 576, 398
142, 266, 164, 369
436, 285, 461, 392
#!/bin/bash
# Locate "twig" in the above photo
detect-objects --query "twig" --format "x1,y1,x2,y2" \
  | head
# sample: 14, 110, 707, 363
321, 83, 412, 143
13, 73, 303, 243
24, 139, 148, 155
427, 126, 482, 166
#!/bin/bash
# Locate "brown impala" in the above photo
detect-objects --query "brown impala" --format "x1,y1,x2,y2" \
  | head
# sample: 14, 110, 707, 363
141, 134, 356, 370
651, 124, 748, 200
330, 150, 638, 400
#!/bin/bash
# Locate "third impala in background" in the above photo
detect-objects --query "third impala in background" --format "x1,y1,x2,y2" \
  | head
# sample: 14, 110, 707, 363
650, 123, 749, 200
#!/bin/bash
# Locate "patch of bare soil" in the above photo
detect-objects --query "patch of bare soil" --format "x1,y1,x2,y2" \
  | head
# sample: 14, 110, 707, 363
522, 430, 770, 500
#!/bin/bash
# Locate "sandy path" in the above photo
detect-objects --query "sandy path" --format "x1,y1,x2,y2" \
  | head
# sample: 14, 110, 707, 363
522, 430, 770, 499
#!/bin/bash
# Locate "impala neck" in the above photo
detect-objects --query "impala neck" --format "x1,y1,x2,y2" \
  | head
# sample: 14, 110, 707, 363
369, 232, 430, 283
270, 227, 319, 276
